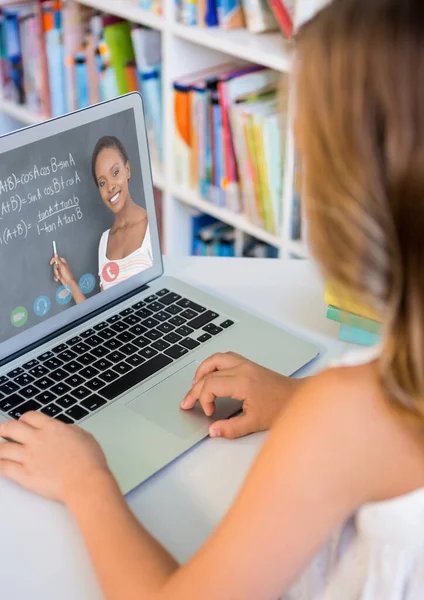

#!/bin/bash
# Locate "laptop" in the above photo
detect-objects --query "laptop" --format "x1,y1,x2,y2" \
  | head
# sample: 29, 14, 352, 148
0, 94, 320, 494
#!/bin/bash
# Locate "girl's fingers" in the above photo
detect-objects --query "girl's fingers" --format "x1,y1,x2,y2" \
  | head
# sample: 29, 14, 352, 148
0, 459, 28, 487
181, 371, 238, 415
0, 441, 26, 463
193, 352, 243, 385
0, 419, 36, 444
20, 411, 52, 429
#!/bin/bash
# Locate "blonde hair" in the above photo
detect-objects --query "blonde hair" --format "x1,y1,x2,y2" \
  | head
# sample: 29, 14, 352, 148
296, 0, 424, 418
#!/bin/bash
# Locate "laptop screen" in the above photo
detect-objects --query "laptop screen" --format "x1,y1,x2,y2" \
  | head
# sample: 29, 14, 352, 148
0, 95, 162, 363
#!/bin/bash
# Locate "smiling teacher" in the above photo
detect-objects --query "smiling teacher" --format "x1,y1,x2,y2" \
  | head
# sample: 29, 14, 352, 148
50, 136, 153, 304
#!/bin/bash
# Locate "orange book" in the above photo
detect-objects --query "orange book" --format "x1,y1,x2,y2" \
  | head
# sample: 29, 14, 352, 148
36, 0, 51, 116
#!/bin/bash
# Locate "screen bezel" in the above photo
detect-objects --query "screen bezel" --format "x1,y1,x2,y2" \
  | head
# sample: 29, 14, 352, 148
0, 93, 163, 364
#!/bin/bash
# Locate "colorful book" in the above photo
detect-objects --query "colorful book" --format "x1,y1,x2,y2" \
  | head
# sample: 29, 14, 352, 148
339, 324, 381, 346
325, 284, 378, 322
217, 0, 246, 29
103, 17, 135, 95
327, 305, 382, 335
267, 0, 294, 37
241, 0, 278, 33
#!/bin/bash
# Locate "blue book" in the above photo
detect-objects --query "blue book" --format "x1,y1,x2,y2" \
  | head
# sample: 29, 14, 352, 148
140, 65, 163, 162
339, 324, 381, 346
46, 28, 67, 116
74, 54, 89, 109
205, 0, 219, 25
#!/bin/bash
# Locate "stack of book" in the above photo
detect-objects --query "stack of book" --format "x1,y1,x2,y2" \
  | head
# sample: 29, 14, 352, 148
128, 0, 163, 15
175, 0, 294, 37
0, 2, 163, 170
174, 63, 287, 235
325, 286, 382, 346
192, 214, 278, 256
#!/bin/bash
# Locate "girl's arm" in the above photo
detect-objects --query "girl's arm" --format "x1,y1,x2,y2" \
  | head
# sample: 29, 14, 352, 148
0, 365, 390, 599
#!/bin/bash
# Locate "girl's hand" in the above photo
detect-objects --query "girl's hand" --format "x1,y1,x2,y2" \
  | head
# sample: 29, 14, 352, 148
0, 412, 112, 504
181, 352, 305, 439
50, 255, 75, 287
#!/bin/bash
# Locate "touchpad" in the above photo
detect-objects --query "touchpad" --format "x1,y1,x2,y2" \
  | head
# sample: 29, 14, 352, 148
126, 361, 242, 440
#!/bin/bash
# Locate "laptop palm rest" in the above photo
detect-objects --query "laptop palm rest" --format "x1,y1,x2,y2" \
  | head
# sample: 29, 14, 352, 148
126, 361, 242, 439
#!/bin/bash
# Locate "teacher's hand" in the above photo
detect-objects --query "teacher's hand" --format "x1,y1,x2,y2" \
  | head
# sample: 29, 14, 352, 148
181, 352, 306, 440
50, 255, 75, 287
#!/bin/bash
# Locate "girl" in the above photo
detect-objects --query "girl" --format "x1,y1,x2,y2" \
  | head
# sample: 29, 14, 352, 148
3, 0, 424, 597
51, 136, 153, 304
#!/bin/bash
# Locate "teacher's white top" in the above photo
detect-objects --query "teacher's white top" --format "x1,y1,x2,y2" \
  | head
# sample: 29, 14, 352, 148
98, 225, 153, 291
286, 346, 424, 600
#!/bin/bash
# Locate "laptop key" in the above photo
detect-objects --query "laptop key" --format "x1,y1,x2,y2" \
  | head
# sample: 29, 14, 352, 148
148, 301, 165, 312
113, 362, 132, 375
119, 308, 134, 317
165, 305, 182, 316
73, 342, 90, 354
0, 394, 25, 412
198, 333, 212, 343
156, 288, 169, 297
66, 405, 89, 421
169, 316, 185, 327
204, 325, 223, 336
145, 329, 162, 341
158, 322, 174, 334
164, 345, 189, 360
51, 382, 71, 396
91, 346, 110, 359
220, 320, 234, 329
44, 357, 63, 370
0, 381, 19, 395
36, 391, 56, 405
117, 331, 135, 343
109, 351, 125, 363
110, 322, 126, 333
9, 400, 42, 419
57, 350, 77, 362
80, 366, 99, 379
68, 336, 81, 346
181, 309, 197, 320
50, 368, 69, 382
63, 360, 82, 374
38, 350, 54, 361
41, 403, 62, 417
94, 358, 113, 372
20, 385, 39, 399
100, 354, 173, 401
180, 338, 201, 350
133, 336, 150, 349
15, 373, 35, 387
164, 332, 182, 344
176, 325, 194, 337
107, 314, 120, 324
176, 299, 206, 313
0, 376, 8, 386
78, 353, 97, 367
104, 339, 122, 351
57, 395, 77, 409
86, 335, 103, 347
145, 295, 157, 303
135, 308, 153, 319
52, 343, 68, 354
120, 343, 138, 357
155, 311, 170, 322
132, 300, 146, 310
188, 310, 219, 330
142, 317, 159, 329
29, 365, 49, 378
127, 354, 145, 367
140, 347, 158, 359
55, 414, 74, 424
7, 367, 24, 378
94, 321, 108, 331
70, 386, 92, 401
36, 376, 55, 390
123, 315, 139, 326
85, 377, 105, 392
159, 292, 181, 306
129, 324, 147, 336
81, 395, 107, 412
65, 374, 85, 388
81, 329, 96, 339
152, 339, 170, 352
98, 328, 114, 340
99, 370, 119, 384
23, 359, 39, 370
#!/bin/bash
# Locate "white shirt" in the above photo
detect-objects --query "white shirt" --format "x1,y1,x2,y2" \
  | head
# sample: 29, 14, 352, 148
98, 225, 153, 291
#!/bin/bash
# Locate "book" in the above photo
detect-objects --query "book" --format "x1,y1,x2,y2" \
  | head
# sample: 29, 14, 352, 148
267, 0, 294, 37
327, 305, 382, 335
241, 0, 278, 33
325, 284, 378, 322
103, 17, 135, 95
44, 1, 67, 117
339, 324, 381, 346
217, 0, 246, 29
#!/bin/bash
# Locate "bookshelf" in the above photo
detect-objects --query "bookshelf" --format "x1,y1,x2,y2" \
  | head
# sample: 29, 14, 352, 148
0, 0, 320, 259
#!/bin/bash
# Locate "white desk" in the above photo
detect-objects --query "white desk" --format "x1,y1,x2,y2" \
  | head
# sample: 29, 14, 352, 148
0, 257, 350, 600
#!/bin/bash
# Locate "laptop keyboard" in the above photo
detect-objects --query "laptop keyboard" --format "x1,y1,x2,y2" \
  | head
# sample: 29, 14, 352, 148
0, 289, 234, 425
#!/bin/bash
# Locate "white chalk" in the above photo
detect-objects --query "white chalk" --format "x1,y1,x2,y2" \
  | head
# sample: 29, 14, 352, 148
53, 241, 57, 256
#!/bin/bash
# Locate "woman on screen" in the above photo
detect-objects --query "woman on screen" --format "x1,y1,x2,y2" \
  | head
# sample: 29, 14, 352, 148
50, 136, 153, 304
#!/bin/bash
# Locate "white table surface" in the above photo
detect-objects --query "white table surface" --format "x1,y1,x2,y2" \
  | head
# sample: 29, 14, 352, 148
0, 257, 352, 600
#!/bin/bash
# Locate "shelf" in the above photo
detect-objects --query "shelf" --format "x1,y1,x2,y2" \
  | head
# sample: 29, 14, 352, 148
77, 0, 165, 30
172, 24, 292, 73
172, 185, 282, 247
0, 100, 45, 126
289, 239, 309, 258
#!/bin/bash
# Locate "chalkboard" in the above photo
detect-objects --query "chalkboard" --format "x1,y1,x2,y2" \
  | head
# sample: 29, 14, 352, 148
0, 108, 146, 344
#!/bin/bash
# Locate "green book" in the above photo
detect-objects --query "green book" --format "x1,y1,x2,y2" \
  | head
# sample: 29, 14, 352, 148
327, 305, 382, 335
104, 21, 135, 96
